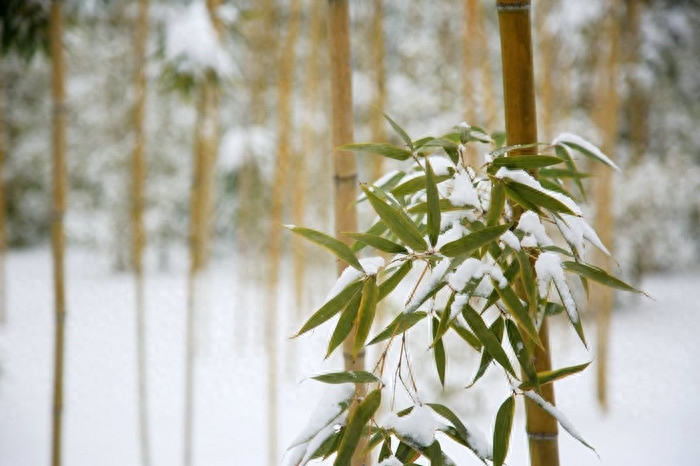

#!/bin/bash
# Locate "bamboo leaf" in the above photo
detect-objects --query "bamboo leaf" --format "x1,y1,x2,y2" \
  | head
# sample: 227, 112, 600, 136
515, 250, 537, 317
427, 441, 443, 466
505, 320, 539, 393
362, 185, 427, 252
431, 317, 446, 387
312, 370, 382, 385
344, 232, 408, 254
307, 429, 343, 462
383, 113, 413, 149
354, 276, 379, 359
518, 361, 591, 391
391, 173, 452, 197
378, 261, 413, 301
493, 396, 515, 466
562, 261, 645, 294
339, 142, 412, 161
333, 389, 382, 466
428, 404, 491, 461
379, 438, 392, 462
502, 180, 578, 216
491, 155, 564, 170
461, 304, 516, 377
486, 182, 506, 226
489, 142, 542, 159
554, 145, 586, 199
327, 292, 362, 358
503, 183, 543, 215
555, 137, 621, 172
450, 319, 482, 351
295, 280, 364, 337
286, 225, 364, 271
368, 311, 427, 345
351, 220, 388, 253
430, 293, 456, 347
539, 168, 592, 179
408, 198, 466, 214
439, 224, 511, 257
493, 282, 542, 349
468, 317, 504, 387
424, 159, 441, 247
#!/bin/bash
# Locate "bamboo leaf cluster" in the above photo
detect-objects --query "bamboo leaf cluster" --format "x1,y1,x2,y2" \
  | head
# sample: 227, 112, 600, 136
285, 117, 643, 465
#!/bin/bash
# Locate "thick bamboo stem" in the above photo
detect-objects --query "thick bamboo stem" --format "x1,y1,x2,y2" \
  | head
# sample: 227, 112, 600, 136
50, 1, 67, 465
496, 2, 560, 465
462, 0, 478, 165
593, 2, 620, 411
265, 0, 303, 463
0, 81, 7, 326
327, 2, 366, 465
131, 0, 151, 464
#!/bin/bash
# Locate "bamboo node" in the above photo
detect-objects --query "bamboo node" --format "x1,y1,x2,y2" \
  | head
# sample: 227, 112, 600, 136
52, 103, 68, 114
526, 431, 558, 441
496, 1, 530, 11
333, 173, 358, 182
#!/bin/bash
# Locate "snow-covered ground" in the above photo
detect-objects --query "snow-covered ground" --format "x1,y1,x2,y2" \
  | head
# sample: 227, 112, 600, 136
0, 246, 698, 465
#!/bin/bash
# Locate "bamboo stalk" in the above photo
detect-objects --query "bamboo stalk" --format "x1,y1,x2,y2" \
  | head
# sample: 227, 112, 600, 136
0, 81, 7, 326
49, 1, 67, 465
131, 0, 151, 464
535, 0, 554, 139
462, 0, 478, 166
496, 2, 560, 465
327, 2, 367, 465
593, 1, 621, 411
265, 0, 303, 463
369, 0, 387, 181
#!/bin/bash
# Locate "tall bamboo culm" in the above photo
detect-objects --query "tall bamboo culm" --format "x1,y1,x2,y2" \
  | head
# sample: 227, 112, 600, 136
131, 0, 151, 464
0, 82, 7, 326
50, 1, 68, 465
593, 1, 621, 411
265, 0, 303, 463
496, 2, 560, 465
327, 1, 366, 465
369, 0, 387, 182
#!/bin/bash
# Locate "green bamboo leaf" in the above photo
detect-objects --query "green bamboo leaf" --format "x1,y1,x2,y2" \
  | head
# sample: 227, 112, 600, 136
491, 155, 565, 170
378, 261, 413, 301
428, 404, 491, 461
450, 319, 482, 351
468, 316, 504, 387
515, 250, 537, 317
339, 142, 412, 161
493, 396, 515, 466
307, 429, 343, 461
344, 232, 407, 254
486, 182, 506, 227
379, 438, 392, 462
383, 113, 413, 149
555, 136, 621, 172
424, 159, 441, 247
408, 198, 465, 214
518, 361, 591, 390
505, 320, 539, 393
489, 142, 542, 158
295, 280, 364, 337
432, 317, 447, 387
427, 441, 443, 466
430, 292, 456, 348
327, 292, 362, 358
539, 168, 592, 179
503, 183, 543, 215
494, 281, 542, 349
362, 185, 427, 252
543, 302, 565, 317
312, 370, 382, 385
395, 441, 419, 463
351, 220, 388, 252
368, 311, 427, 345
333, 389, 382, 466
502, 180, 578, 216
562, 261, 646, 294
439, 224, 511, 257
491, 131, 506, 148
483, 260, 520, 310
391, 173, 452, 197
354, 276, 379, 359
461, 304, 516, 377
554, 145, 586, 200
286, 225, 363, 272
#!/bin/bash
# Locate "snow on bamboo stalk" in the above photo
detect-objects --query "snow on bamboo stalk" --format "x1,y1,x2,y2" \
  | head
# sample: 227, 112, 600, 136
592, 0, 621, 411
49, 1, 67, 465
496, 1, 560, 465
131, 0, 151, 464
265, 0, 303, 463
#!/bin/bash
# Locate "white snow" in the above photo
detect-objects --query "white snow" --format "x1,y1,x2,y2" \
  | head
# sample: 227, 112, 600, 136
404, 258, 451, 313
449, 293, 469, 320
290, 383, 354, 448
378, 456, 403, 466
499, 230, 521, 251
448, 258, 508, 292
521, 389, 586, 447
360, 256, 386, 276
517, 211, 554, 248
555, 214, 610, 257
326, 266, 364, 301
436, 220, 468, 251
552, 133, 621, 172
427, 156, 455, 177
448, 169, 480, 208
535, 252, 578, 324
380, 405, 441, 448
495, 167, 581, 216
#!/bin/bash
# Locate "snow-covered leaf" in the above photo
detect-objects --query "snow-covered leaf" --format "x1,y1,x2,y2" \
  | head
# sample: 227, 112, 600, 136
491, 155, 565, 170
333, 389, 382, 466
553, 133, 621, 172
503, 179, 579, 216
439, 224, 511, 257
429, 403, 492, 461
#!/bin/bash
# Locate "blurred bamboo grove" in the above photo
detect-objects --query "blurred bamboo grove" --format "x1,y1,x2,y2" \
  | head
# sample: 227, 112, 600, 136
1, 0, 700, 465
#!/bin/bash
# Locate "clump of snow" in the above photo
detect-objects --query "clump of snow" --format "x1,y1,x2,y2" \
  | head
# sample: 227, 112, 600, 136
381, 405, 441, 448
555, 214, 610, 257
165, 1, 233, 78
378, 456, 403, 466
427, 155, 454, 176
522, 389, 588, 447
404, 258, 451, 313
495, 167, 581, 215
360, 256, 385, 276
535, 252, 578, 323
463, 424, 493, 460
517, 211, 554, 248
449, 293, 469, 320
326, 266, 364, 301
552, 132, 621, 172
436, 219, 467, 250
499, 230, 521, 251
448, 258, 508, 292
290, 383, 354, 448
298, 412, 347, 465
448, 169, 480, 208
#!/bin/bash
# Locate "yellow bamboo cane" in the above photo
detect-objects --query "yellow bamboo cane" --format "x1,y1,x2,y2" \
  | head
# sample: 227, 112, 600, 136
50, 1, 68, 465
496, 2, 560, 465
